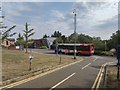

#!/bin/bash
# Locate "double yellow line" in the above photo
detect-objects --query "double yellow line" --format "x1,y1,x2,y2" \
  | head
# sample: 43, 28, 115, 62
91, 62, 113, 90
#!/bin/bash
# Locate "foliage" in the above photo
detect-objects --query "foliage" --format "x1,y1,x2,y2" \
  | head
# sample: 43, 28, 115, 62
77, 34, 93, 43
68, 32, 78, 43
107, 30, 120, 50
16, 33, 24, 46
0, 15, 16, 41
51, 31, 62, 38
92, 39, 105, 51
43, 34, 49, 38
94, 51, 114, 56
2, 25, 16, 41
41, 30, 120, 56
23, 22, 35, 53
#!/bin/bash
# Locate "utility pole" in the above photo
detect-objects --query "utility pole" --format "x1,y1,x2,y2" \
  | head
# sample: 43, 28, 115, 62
73, 9, 77, 59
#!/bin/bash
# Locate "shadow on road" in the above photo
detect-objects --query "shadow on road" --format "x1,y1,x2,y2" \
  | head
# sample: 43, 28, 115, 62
90, 65, 101, 70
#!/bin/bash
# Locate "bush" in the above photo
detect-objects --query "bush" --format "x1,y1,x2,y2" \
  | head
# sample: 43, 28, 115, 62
94, 50, 102, 55
101, 51, 114, 56
39, 46, 48, 49
94, 50, 114, 56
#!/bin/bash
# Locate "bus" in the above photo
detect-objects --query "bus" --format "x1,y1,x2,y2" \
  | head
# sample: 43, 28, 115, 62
56, 43, 94, 55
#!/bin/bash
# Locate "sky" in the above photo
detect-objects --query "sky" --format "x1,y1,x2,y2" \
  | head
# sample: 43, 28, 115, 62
1, 0, 119, 40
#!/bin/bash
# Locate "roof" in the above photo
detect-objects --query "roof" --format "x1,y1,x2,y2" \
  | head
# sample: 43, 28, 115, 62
7, 38, 15, 41
58, 43, 93, 46
33, 38, 46, 41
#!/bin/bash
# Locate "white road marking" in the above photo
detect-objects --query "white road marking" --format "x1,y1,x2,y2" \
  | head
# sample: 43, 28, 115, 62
49, 73, 76, 90
81, 63, 91, 69
93, 57, 98, 62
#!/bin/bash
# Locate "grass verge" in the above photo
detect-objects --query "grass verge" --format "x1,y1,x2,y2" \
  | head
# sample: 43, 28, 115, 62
2, 49, 78, 81
106, 66, 120, 88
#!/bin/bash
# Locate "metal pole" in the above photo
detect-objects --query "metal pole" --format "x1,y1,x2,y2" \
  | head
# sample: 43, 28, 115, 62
105, 41, 106, 52
117, 66, 120, 81
59, 51, 62, 64
29, 60, 31, 71
73, 9, 76, 59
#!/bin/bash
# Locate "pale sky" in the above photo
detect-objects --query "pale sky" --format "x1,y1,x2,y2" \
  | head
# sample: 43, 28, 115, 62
1, 0, 119, 40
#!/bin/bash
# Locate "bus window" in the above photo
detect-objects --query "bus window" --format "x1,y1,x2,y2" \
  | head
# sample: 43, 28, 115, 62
78, 46, 90, 51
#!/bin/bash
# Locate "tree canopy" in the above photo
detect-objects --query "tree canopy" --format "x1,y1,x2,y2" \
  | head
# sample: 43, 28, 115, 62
49, 30, 120, 52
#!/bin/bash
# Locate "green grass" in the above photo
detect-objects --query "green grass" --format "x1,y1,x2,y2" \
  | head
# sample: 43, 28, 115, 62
39, 46, 48, 49
2, 49, 77, 81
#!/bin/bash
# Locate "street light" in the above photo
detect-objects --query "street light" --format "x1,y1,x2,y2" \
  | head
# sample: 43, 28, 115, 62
73, 9, 77, 59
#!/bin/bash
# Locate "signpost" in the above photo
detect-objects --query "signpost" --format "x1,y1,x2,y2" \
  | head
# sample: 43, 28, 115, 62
116, 44, 120, 80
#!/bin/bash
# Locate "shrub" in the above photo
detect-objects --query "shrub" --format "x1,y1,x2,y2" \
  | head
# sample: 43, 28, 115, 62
94, 50, 114, 56
40, 46, 48, 49
101, 51, 114, 56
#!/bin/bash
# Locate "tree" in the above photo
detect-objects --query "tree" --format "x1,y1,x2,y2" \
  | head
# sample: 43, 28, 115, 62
2, 25, 16, 42
0, 13, 16, 42
107, 30, 120, 50
61, 35, 67, 43
16, 33, 24, 50
43, 34, 48, 38
93, 40, 105, 51
23, 22, 35, 53
68, 32, 78, 43
77, 34, 93, 43
51, 31, 62, 38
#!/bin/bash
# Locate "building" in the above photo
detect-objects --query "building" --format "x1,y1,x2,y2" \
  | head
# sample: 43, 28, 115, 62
46, 37, 56, 49
33, 37, 56, 49
33, 38, 47, 48
1, 38, 16, 49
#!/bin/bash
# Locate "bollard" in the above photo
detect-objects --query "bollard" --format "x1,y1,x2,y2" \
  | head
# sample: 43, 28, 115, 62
29, 55, 33, 71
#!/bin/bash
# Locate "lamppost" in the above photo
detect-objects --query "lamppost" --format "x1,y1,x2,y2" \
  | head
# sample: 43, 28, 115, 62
73, 9, 77, 59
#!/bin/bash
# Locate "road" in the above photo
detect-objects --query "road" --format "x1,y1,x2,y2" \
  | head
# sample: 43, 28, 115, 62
4, 49, 117, 89
28, 49, 55, 55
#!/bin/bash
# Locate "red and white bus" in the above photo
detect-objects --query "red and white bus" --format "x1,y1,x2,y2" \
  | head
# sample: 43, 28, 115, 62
56, 43, 94, 55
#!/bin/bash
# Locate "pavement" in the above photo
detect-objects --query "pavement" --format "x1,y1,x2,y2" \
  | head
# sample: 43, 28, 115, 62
2, 49, 117, 89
